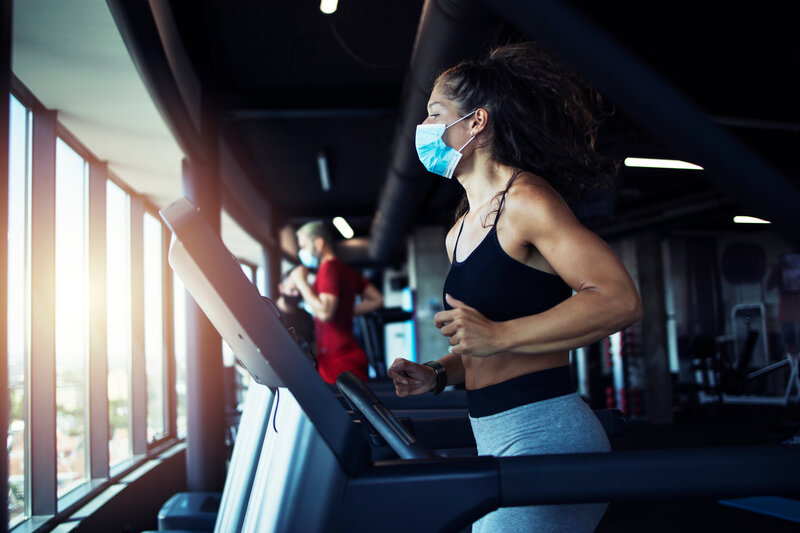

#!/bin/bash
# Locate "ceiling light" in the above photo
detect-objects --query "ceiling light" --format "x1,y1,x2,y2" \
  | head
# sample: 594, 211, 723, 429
624, 157, 703, 170
733, 216, 771, 224
317, 152, 331, 192
333, 216, 354, 239
320, 0, 338, 14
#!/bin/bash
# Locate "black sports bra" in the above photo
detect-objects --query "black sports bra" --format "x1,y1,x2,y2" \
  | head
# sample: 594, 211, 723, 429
442, 192, 572, 322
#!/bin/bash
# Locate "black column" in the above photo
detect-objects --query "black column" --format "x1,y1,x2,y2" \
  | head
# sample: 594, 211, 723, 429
181, 157, 225, 491
263, 242, 281, 300
636, 233, 673, 424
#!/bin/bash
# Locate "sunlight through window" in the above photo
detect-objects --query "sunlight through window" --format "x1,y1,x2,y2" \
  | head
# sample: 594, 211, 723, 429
7, 93, 32, 526
173, 272, 187, 439
106, 180, 132, 466
55, 138, 90, 497
144, 213, 166, 442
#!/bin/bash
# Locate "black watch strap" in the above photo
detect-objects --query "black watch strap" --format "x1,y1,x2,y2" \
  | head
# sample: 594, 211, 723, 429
423, 361, 447, 395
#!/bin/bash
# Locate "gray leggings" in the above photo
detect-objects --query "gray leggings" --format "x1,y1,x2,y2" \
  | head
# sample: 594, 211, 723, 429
469, 392, 611, 533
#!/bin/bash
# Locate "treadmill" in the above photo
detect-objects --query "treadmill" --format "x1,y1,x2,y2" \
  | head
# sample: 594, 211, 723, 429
162, 197, 800, 533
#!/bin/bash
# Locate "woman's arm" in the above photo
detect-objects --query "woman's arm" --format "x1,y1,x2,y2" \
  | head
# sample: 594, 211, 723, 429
387, 352, 465, 396
387, 218, 468, 396
436, 180, 642, 357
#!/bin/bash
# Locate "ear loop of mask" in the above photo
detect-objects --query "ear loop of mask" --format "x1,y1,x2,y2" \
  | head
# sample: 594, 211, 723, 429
446, 110, 478, 153
445, 110, 477, 131
457, 135, 476, 152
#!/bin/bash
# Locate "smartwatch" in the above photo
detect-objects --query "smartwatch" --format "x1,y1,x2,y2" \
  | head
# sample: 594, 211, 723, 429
422, 361, 447, 395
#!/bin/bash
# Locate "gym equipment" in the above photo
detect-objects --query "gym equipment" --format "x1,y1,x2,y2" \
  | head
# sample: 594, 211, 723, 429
720, 496, 800, 524
358, 307, 414, 379
161, 197, 800, 533
731, 304, 770, 370
696, 303, 800, 406
155, 382, 274, 532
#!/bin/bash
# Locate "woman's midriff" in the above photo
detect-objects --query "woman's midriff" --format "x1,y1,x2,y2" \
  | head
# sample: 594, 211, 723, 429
462, 350, 570, 390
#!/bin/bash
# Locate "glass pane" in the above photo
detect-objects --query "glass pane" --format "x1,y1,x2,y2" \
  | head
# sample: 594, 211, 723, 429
255, 266, 265, 296
143, 213, 165, 441
222, 340, 236, 367
54, 139, 89, 496
106, 181, 132, 465
7, 94, 31, 525
240, 263, 254, 283
173, 271, 187, 439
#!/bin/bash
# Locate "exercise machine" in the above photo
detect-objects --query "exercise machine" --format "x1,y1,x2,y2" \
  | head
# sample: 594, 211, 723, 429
160, 198, 800, 532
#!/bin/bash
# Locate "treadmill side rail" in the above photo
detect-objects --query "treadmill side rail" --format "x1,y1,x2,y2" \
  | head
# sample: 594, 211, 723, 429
336, 457, 500, 533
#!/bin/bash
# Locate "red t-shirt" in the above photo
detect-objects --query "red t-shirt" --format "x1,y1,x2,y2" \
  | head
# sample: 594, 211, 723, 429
312, 258, 369, 383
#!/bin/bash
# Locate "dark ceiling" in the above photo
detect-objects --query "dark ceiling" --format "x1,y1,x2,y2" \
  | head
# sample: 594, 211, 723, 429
162, 0, 799, 248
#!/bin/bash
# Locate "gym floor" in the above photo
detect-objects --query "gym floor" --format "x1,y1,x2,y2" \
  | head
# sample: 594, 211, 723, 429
597, 403, 800, 532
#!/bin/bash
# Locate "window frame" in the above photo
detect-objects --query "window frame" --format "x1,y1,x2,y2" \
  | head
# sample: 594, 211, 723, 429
105, 177, 133, 472
142, 208, 171, 447
53, 134, 92, 500
7, 90, 33, 529
8, 77, 181, 530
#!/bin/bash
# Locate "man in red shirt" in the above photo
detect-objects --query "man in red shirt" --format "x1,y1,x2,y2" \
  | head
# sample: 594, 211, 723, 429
290, 221, 384, 383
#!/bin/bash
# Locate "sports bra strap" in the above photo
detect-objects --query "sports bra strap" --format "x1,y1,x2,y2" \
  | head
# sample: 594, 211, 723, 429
456, 169, 522, 256
493, 194, 506, 228
453, 215, 467, 259
493, 169, 523, 228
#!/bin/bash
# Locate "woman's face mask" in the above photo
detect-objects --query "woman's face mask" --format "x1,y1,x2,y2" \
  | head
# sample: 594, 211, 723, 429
415, 110, 477, 179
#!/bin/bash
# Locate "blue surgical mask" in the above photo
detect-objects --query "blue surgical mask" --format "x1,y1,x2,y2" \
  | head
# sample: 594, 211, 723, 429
298, 248, 319, 269
415, 111, 477, 179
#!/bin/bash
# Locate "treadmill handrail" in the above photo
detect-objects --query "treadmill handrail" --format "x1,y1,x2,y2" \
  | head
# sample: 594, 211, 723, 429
337, 372, 434, 460
339, 445, 800, 532
497, 444, 800, 505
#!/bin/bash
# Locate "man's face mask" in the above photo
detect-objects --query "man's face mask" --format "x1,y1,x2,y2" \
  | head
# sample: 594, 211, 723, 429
298, 247, 319, 269
415, 110, 477, 179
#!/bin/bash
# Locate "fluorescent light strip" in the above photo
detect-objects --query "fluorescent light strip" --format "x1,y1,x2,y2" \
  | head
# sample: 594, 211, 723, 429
320, 0, 338, 14
317, 153, 331, 192
733, 216, 771, 224
332, 216, 354, 239
624, 157, 703, 170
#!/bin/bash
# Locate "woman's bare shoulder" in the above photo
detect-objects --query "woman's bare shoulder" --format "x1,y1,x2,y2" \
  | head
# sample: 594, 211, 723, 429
503, 172, 573, 226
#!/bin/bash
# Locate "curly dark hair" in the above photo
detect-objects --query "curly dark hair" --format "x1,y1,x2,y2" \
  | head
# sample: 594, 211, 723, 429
436, 42, 619, 222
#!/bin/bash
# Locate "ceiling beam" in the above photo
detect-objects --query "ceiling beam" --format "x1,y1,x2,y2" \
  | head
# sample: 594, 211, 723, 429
219, 87, 401, 113
106, 0, 205, 162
